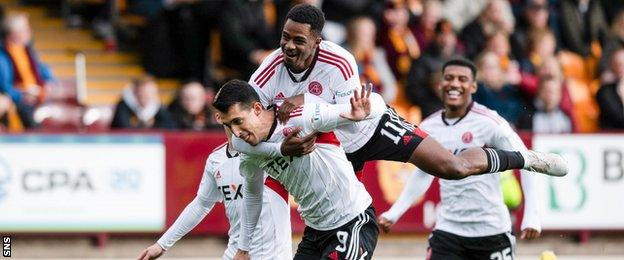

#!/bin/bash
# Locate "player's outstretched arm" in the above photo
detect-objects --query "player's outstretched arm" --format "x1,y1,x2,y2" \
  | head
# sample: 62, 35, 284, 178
379, 169, 434, 233
137, 243, 164, 260
232, 128, 317, 157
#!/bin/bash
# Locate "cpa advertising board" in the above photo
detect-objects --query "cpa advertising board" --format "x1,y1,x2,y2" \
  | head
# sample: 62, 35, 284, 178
0, 135, 165, 232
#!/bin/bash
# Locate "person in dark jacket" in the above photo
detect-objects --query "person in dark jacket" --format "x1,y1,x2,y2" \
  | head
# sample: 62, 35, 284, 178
111, 75, 176, 129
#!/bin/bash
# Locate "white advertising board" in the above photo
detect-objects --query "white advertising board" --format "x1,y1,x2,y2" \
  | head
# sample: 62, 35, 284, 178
0, 135, 165, 232
533, 134, 624, 229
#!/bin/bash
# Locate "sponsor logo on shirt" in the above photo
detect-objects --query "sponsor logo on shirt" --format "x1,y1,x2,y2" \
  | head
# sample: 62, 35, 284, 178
335, 89, 354, 98
308, 81, 323, 96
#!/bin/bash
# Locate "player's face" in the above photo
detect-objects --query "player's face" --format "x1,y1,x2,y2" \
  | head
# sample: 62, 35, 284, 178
440, 65, 476, 109
219, 103, 263, 146
280, 19, 321, 72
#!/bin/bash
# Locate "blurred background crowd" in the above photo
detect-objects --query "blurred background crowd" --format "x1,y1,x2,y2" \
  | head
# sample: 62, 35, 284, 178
1, 0, 624, 134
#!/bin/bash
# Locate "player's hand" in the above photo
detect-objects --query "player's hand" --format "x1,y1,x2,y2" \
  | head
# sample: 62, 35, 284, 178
136, 243, 164, 260
340, 83, 372, 121
233, 249, 251, 260
520, 228, 540, 240
278, 94, 304, 124
280, 126, 316, 156
378, 215, 395, 233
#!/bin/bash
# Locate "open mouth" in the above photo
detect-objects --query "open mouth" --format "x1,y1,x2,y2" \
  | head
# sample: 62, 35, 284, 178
284, 51, 298, 60
445, 89, 462, 100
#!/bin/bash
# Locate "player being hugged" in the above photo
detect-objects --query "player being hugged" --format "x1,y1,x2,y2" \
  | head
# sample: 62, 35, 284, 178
213, 79, 385, 260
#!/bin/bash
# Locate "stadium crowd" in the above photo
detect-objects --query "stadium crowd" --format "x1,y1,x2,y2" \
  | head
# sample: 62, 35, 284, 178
1, 0, 624, 133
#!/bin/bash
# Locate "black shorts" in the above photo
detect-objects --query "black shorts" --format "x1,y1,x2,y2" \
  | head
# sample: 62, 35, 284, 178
347, 107, 428, 172
427, 230, 516, 260
294, 205, 379, 260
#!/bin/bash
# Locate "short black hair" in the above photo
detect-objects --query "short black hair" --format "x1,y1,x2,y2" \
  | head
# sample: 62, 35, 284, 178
285, 4, 325, 36
442, 58, 478, 80
212, 79, 260, 113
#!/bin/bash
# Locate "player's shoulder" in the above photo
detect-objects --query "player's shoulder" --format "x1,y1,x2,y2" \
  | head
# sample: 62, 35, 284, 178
250, 48, 284, 88
206, 142, 229, 168
420, 109, 444, 127
317, 41, 357, 81
469, 102, 506, 126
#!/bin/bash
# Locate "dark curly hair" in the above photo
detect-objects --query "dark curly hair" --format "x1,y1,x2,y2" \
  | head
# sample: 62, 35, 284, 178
285, 4, 325, 36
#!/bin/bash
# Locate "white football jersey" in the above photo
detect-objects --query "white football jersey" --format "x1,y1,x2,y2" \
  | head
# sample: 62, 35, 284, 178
248, 40, 379, 153
420, 102, 540, 237
240, 104, 372, 232
157, 143, 292, 260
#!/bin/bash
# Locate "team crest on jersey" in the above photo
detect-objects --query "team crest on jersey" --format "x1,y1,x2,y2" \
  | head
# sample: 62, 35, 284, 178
462, 131, 473, 144
275, 92, 286, 100
308, 81, 323, 96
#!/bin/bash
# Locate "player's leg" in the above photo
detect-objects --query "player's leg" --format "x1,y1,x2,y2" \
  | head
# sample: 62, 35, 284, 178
293, 226, 323, 260
464, 232, 515, 260
320, 206, 379, 260
427, 230, 467, 260
408, 136, 567, 179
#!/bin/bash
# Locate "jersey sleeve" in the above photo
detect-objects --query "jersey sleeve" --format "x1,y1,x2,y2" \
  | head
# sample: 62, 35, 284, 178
301, 92, 386, 134
155, 156, 222, 250
237, 155, 266, 252
232, 135, 283, 157
489, 120, 541, 232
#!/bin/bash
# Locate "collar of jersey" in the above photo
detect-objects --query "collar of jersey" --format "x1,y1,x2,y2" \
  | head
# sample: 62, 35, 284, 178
286, 47, 320, 83
264, 106, 279, 142
225, 143, 239, 158
442, 101, 474, 126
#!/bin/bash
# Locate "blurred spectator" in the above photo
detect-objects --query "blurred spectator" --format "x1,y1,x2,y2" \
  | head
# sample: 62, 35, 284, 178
518, 77, 574, 133
321, 0, 377, 43
511, 0, 558, 60
143, 0, 222, 87
441, 0, 488, 31
0, 12, 56, 128
600, 10, 624, 81
168, 80, 219, 130
111, 75, 176, 129
379, 1, 421, 81
413, 0, 442, 52
0, 93, 23, 132
558, 0, 609, 58
601, 0, 624, 24
484, 30, 522, 86
0, 4, 4, 39
473, 51, 526, 124
460, 0, 515, 59
219, 0, 278, 80
519, 29, 557, 74
406, 19, 463, 117
345, 16, 397, 103
597, 48, 624, 129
